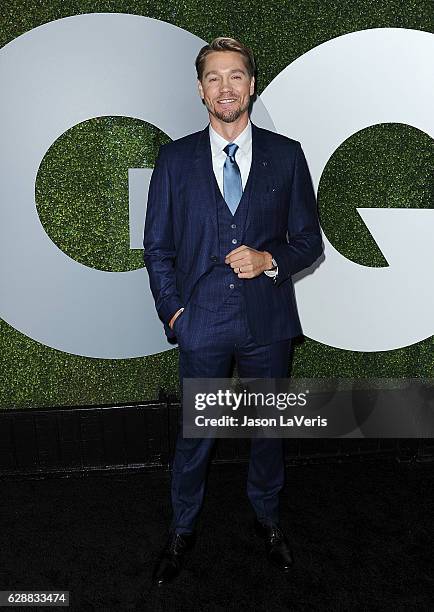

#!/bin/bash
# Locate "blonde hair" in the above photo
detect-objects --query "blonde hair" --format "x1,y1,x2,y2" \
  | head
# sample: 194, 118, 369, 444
195, 37, 256, 81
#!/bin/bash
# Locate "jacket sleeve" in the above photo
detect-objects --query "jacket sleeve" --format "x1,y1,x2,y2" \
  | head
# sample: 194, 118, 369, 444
272, 141, 323, 286
143, 145, 183, 330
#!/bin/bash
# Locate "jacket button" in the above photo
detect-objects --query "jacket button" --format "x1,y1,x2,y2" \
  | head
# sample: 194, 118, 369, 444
210, 255, 218, 262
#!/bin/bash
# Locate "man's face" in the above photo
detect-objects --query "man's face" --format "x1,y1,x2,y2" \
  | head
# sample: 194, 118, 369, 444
198, 51, 255, 124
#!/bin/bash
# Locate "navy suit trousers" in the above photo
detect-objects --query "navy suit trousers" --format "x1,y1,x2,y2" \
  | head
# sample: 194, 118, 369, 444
170, 290, 292, 534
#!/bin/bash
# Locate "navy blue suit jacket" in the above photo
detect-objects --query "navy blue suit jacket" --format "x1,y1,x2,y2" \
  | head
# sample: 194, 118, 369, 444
143, 122, 323, 345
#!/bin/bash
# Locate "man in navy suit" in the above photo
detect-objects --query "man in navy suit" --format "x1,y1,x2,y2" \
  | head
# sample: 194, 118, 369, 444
144, 37, 323, 585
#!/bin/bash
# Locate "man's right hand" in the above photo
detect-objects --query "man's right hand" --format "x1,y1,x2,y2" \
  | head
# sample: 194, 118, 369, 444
169, 307, 185, 330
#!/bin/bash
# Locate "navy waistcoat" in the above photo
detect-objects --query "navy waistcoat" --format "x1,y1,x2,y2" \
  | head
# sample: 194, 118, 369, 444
189, 168, 253, 310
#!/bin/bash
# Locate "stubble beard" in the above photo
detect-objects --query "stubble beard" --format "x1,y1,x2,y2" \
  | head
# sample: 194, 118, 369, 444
209, 99, 250, 123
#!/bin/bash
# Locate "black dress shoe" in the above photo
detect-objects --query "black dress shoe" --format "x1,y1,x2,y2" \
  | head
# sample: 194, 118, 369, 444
254, 519, 294, 572
152, 532, 195, 586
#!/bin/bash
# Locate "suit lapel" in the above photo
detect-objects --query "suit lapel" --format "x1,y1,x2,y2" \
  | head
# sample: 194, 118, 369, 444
244, 122, 273, 234
192, 125, 218, 236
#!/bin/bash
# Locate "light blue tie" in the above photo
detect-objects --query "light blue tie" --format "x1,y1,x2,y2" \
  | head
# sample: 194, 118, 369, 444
223, 143, 243, 215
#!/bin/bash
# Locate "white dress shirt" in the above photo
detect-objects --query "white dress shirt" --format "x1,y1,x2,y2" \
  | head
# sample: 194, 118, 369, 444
208, 120, 278, 280
209, 120, 252, 193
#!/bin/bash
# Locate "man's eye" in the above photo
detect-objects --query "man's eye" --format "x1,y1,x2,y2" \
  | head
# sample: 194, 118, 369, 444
232, 75, 241, 79
209, 77, 217, 82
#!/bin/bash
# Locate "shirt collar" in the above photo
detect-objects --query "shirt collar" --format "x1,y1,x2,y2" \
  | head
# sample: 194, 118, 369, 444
209, 119, 252, 157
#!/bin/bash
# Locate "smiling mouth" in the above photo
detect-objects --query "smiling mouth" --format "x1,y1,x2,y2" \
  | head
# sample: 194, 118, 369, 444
217, 98, 238, 104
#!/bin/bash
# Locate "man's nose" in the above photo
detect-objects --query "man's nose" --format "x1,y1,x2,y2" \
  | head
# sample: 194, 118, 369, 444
220, 78, 231, 91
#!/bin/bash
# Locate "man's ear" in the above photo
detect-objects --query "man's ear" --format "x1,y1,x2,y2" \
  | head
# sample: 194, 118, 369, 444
197, 79, 204, 100
249, 76, 255, 96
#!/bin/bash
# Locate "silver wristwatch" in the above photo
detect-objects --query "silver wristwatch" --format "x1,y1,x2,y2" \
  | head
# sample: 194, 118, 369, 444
264, 257, 278, 279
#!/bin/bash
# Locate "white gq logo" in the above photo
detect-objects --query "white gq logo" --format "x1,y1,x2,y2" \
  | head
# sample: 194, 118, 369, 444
0, 14, 432, 357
